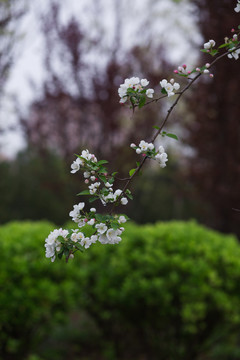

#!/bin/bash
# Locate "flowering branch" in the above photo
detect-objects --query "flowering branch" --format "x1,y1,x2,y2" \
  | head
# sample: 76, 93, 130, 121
44, 4, 240, 263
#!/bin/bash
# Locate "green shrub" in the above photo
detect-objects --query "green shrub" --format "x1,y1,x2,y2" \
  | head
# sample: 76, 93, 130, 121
1, 220, 240, 360
78, 221, 240, 360
0, 221, 84, 359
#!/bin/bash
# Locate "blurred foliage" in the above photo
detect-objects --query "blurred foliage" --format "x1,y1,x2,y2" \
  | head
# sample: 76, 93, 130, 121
0, 149, 208, 226
0, 148, 83, 225
1, 220, 240, 359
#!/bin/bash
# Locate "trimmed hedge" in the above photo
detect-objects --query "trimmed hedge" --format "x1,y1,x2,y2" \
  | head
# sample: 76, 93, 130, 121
1, 220, 240, 359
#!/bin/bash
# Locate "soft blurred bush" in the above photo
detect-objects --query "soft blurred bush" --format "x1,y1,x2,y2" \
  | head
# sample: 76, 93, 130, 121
1, 220, 240, 359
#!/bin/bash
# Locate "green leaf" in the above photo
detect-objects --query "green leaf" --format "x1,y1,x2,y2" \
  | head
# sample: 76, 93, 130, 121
138, 95, 146, 108
210, 49, 218, 56
126, 193, 133, 200
111, 222, 119, 230
77, 190, 90, 196
129, 168, 136, 177
97, 160, 108, 166
161, 88, 167, 95
218, 43, 229, 49
98, 174, 107, 183
89, 196, 98, 203
95, 213, 105, 222
136, 162, 140, 167
238, 25, 240, 30
153, 125, 160, 130
165, 132, 178, 141
112, 172, 118, 176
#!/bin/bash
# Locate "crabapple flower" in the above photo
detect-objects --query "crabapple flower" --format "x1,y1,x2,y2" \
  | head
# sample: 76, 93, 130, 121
69, 202, 85, 222
204, 39, 216, 49
228, 47, 240, 60
71, 158, 83, 174
90, 208, 96, 212
118, 77, 154, 104
155, 152, 168, 168
118, 215, 127, 224
146, 88, 154, 98
234, 1, 240, 12
141, 79, 149, 86
160, 78, 180, 97
106, 228, 122, 244
121, 197, 128, 205
45, 228, 69, 262
80, 237, 92, 249
96, 223, 108, 234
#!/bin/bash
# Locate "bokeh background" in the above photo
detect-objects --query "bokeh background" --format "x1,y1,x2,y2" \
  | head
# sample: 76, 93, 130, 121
0, 0, 240, 359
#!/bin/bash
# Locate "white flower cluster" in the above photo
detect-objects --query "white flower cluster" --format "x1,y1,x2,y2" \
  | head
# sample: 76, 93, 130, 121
45, 228, 69, 262
160, 78, 180, 97
203, 39, 216, 50
235, 1, 240, 12
130, 141, 168, 168
71, 149, 97, 174
228, 34, 240, 60
118, 77, 154, 104
71, 150, 129, 207
44, 201, 128, 262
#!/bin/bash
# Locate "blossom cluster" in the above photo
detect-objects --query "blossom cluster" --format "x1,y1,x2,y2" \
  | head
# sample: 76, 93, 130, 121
70, 149, 129, 207
118, 77, 154, 107
160, 78, 180, 97
45, 205, 127, 262
130, 141, 168, 168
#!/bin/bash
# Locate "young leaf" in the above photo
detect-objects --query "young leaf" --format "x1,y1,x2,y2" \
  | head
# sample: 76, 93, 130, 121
97, 160, 108, 166
89, 196, 98, 203
165, 132, 178, 140
138, 95, 146, 108
98, 174, 107, 183
77, 190, 90, 196
129, 168, 136, 177
153, 125, 160, 130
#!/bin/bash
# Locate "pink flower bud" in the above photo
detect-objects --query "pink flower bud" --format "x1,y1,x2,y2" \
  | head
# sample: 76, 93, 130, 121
187, 71, 191, 74
85, 179, 89, 184
104, 173, 108, 176
231, 28, 235, 33
142, 153, 146, 157
182, 64, 187, 69
205, 63, 210, 68
133, 86, 135, 89
209, 74, 214, 78
95, 178, 98, 181
173, 70, 178, 74
84, 218, 88, 222
196, 67, 201, 72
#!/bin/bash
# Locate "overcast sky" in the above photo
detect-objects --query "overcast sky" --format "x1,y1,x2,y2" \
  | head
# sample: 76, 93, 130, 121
1, 0, 202, 157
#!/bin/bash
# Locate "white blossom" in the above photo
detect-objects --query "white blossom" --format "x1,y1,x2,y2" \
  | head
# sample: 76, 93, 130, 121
80, 237, 92, 249
121, 197, 128, 205
96, 223, 108, 234
70, 158, 83, 174
141, 78, 149, 87
90, 208, 96, 212
146, 88, 154, 98
106, 228, 122, 244
228, 47, 240, 60
87, 219, 95, 225
118, 215, 127, 224
98, 234, 109, 244
114, 189, 122, 197
235, 1, 240, 12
